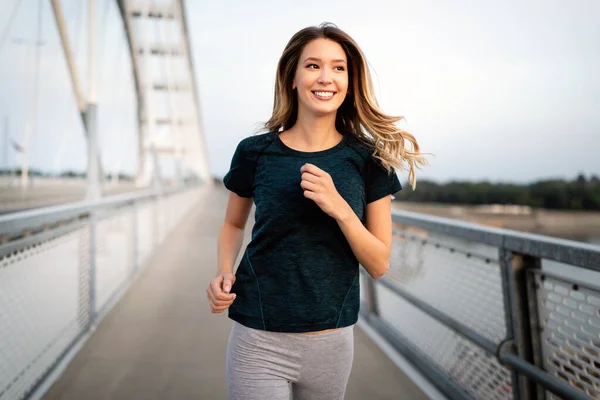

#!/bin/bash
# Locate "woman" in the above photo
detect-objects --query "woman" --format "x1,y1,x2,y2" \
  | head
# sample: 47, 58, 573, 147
207, 22, 425, 400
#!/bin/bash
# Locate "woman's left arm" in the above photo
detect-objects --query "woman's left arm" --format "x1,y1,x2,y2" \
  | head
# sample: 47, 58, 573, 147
335, 196, 392, 279
300, 163, 393, 279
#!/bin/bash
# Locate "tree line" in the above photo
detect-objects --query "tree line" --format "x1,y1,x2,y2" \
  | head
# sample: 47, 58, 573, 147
0, 168, 134, 181
396, 174, 600, 211
3, 168, 599, 211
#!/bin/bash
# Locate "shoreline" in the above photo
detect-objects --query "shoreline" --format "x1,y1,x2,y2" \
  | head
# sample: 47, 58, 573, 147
392, 201, 600, 243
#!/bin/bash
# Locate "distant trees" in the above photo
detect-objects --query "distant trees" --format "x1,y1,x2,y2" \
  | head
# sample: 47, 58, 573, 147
397, 174, 600, 211
0, 168, 134, 181
0, 168, 48, 177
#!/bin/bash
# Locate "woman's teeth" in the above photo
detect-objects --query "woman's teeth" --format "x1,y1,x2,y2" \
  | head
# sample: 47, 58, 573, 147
313, 91, 334, 98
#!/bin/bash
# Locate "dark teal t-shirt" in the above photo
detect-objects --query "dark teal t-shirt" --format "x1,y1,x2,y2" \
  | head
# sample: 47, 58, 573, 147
223, 131, 402, 333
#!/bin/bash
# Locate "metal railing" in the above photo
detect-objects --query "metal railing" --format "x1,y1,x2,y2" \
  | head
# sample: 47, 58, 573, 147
0, 184, 203, 400
2, 184, 598, 400
361, 209, 600, 400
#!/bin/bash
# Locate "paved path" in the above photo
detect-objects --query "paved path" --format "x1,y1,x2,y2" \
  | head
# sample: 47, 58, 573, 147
42, 186, 429, 399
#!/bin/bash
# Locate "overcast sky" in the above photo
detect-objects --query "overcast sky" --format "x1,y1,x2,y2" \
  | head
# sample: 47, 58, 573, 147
0, 0, 598, 184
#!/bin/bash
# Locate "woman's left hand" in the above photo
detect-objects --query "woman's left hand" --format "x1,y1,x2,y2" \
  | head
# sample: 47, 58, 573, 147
300, 163, 350, 221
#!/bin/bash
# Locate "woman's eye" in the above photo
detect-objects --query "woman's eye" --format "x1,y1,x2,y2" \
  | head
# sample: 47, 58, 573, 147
306, 64, 319, 69
335, 66, 345, 71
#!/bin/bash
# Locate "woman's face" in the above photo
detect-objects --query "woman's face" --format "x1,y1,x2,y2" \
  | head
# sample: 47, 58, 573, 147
292, 38, 349, 118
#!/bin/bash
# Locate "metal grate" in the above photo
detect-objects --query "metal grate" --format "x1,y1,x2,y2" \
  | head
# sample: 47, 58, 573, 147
95, 209, 136, 316
136, 201, 155, 266
0, 227, 89, 400
371, 229, 514, 399
386, 230, 507, 344
534, 272, 600, 399
377, 283, 513, 400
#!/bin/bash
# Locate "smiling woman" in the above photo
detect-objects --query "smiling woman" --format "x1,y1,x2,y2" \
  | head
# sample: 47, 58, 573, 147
206, 22, 427, 400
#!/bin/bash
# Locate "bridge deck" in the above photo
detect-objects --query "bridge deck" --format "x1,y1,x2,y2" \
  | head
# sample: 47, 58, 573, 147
41, 186, 429, 400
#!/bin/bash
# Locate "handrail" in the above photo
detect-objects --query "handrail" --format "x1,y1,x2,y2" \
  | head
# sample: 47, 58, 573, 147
0, 184, 196, 241
376, 274, 498, 355
498, 352, 591, 400
392, 209, 600, 271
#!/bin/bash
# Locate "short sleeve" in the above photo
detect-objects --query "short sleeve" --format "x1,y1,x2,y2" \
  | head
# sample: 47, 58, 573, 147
365, 157, 402, 204
223, 138, 255, 198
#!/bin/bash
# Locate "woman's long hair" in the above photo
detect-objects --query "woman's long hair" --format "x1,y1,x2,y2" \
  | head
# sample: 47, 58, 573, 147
264, 22, 427, 189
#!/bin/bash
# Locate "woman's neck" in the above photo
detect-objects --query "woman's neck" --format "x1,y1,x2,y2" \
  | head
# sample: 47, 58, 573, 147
283, 113, 342, 152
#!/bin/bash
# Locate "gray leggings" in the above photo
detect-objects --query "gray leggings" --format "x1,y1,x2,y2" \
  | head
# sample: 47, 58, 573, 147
226, 321, 355, 400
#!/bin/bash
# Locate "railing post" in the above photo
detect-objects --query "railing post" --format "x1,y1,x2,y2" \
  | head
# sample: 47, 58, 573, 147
524, 263, 545, 400
77, 220, 90, 331
153, 196, 158, 248
132, 201, 139, 274
499, 248, 543, 400
365, 273, 380, 317
88, 211, 97, 327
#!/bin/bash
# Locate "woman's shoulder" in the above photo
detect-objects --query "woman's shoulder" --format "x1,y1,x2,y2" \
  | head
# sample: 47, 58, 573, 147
345, 134, 392, 173
236, 131, 277, 153
345, 133, 376, 160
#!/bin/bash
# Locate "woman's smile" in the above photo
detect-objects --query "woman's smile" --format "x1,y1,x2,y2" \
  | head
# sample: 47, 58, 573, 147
312, 90, 336, 100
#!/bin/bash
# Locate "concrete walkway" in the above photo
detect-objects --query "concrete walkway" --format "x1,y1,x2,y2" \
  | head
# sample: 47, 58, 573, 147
42, 186, 429, 399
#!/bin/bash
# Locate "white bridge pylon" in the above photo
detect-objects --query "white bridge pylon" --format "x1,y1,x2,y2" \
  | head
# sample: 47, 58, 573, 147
118, 0, 211, 187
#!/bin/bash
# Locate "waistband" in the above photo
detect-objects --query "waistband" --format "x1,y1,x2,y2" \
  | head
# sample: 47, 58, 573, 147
232, 321, 354, 342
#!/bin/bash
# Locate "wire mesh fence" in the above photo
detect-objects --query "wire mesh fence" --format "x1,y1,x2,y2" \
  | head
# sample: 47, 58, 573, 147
378, 230, 513, 400
386, 231, 508, 344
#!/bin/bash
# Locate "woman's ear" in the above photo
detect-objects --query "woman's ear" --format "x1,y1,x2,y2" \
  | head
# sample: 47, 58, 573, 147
292, 80, 296, 90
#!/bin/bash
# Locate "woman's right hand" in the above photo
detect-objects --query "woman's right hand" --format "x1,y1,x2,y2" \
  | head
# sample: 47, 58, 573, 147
207, 272, 236, 313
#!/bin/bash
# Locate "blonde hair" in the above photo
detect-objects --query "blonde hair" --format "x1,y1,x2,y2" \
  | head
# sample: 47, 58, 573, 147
264, 22, 427, 189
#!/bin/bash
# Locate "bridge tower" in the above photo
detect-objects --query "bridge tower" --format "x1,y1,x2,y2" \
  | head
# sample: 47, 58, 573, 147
117, 1, 211, 187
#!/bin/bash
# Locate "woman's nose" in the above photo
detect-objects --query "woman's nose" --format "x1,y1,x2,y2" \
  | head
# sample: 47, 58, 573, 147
318, 70, 332, 85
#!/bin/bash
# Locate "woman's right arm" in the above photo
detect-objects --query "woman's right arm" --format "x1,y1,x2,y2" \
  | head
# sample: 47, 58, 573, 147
218, 192, 253, 275
207, 192, 253, 313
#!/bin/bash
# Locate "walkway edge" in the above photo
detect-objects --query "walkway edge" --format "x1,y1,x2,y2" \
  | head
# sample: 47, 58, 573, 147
28, 265, 150, 400
28, 330, 91, 400
357, 316, 448, 400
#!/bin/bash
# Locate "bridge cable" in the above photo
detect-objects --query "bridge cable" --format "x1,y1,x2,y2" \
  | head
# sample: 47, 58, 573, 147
113, 49, 129, 182
74, 0, 83, 79
109, 18, 126, 181
27, 0, 44, 173
97, 0, 111, 102
51, 0, 86, 174
0, 0, 23, 56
